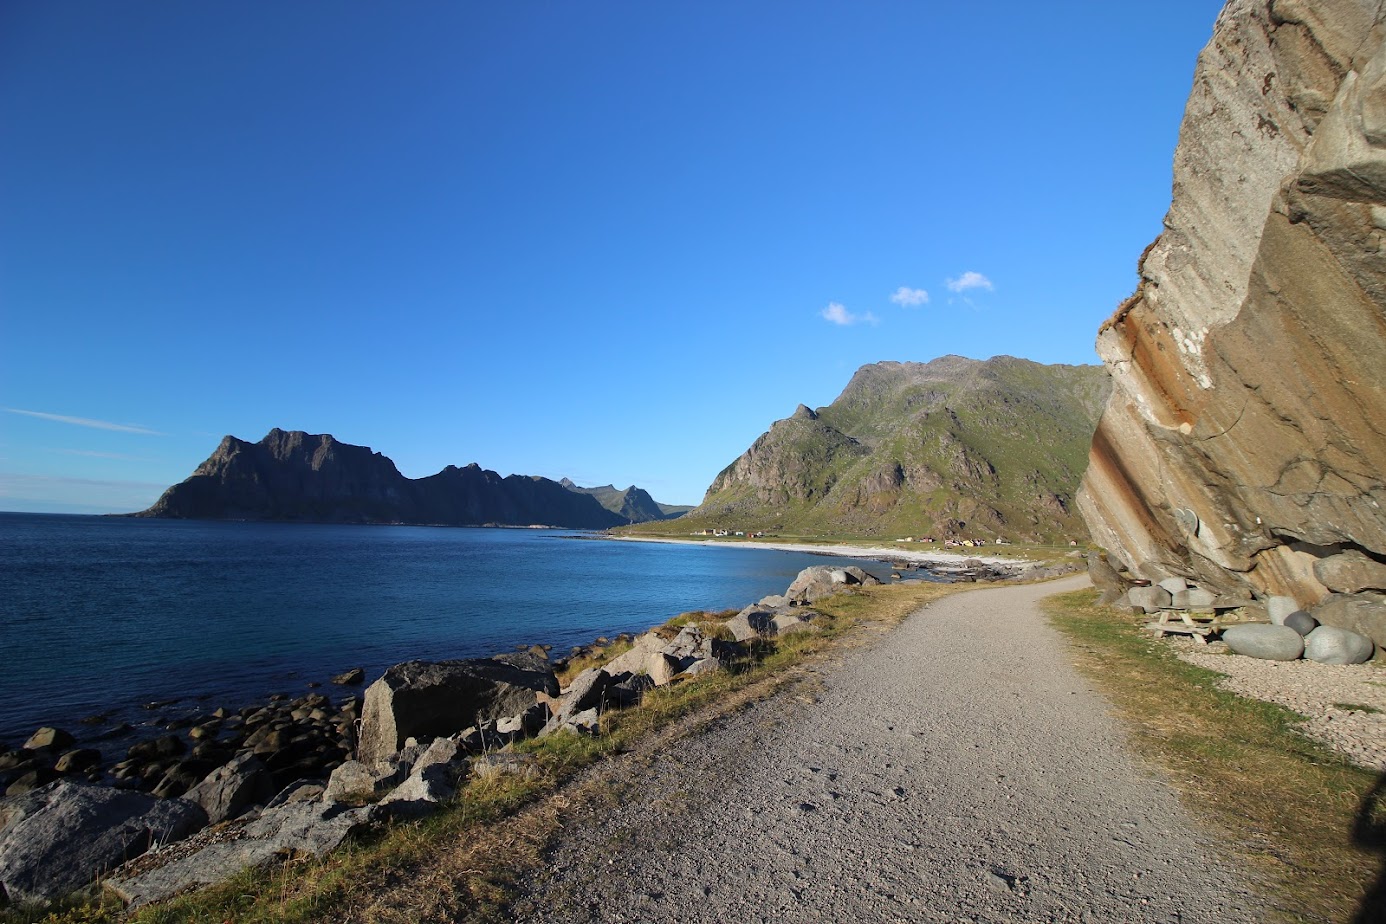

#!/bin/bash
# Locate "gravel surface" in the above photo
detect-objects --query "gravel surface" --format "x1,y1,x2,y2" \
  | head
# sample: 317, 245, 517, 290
1174, 640, 1386, 771
512, 576, 1265, 923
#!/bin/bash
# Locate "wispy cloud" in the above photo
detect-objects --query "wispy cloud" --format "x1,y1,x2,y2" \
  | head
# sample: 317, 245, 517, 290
945, 271, 993, 293
4, 408, 164, 435
50, 448, 154, 462
889, 286, 929, 307
820, 302, 878, 326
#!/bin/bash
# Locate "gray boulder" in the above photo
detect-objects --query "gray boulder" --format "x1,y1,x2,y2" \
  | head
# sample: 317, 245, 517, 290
1313, 551, 1386, 594
680, 658, 721, 678
1303, 626, 1375, 665
1311, 593, 1386, 654
1171, 587, 1216, 610
785, 565, 877, 604
1157, 576, 1188, 594
357, 658, 558, 765
771, 611, 821, 637
323, 759, 404, 803
183, 753, 275, 825
1126, 586, 1172, 613
1268, 596, 1301, 625
1283, 610, 1318, 637
726, 606, 776, 642
378, 738, 467, 819
1221, 624, 1305, 661
106, 839, 283, 910
0, 780, 207, 903
241, 798, 376, 858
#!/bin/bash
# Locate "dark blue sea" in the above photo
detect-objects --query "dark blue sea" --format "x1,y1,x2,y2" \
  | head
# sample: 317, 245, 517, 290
0, 513, 901, 748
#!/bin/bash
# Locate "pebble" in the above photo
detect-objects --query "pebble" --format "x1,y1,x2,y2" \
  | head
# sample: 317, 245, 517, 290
1173, 639, 1386, 771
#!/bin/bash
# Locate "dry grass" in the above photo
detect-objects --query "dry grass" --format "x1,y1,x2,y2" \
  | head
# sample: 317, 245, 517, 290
1044, 588, 1386, 924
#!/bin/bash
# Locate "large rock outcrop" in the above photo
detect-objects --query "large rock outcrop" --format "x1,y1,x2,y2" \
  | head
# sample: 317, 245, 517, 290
1077, 0, 1386, 651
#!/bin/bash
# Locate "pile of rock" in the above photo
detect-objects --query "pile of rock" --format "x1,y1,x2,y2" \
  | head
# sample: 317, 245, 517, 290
1221, 596, 1375, 665
0, 564, 881, 911
1092, 554, 1378, 665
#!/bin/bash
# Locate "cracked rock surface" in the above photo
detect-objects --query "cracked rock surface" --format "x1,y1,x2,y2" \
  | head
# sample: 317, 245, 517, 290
512, 577, 1264, 923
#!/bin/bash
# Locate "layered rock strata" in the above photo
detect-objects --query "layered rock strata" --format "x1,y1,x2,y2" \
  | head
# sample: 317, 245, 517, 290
1077, 0, 1386, 653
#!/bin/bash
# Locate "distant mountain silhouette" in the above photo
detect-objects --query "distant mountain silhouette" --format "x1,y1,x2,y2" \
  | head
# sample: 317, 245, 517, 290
135, 429, 626, 529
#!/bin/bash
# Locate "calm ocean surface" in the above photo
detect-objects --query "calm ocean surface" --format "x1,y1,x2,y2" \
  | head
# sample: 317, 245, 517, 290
0, 513, 901, 745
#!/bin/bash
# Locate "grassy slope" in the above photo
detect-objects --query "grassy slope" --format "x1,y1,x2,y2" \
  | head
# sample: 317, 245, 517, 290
662, 357, 1108, 542
1044, 589, 1384, 924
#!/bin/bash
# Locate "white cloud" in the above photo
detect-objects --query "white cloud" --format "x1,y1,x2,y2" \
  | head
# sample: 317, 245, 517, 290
945, 271, 994, 293
4, 408, 164, 435
820, 302, 878, 326
889, 286, 930, 307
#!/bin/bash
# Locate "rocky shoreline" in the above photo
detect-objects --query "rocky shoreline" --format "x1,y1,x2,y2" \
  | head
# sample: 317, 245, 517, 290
0, 557, 1081, 912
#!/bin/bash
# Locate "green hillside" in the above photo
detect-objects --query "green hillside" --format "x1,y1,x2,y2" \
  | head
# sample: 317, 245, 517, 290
658, 356, 1108, 542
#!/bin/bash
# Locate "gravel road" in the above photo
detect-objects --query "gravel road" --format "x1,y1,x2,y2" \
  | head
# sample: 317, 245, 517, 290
511, 576, 1265, 923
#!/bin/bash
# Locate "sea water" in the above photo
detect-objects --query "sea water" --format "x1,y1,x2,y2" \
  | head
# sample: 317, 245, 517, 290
0, 513, 902, 744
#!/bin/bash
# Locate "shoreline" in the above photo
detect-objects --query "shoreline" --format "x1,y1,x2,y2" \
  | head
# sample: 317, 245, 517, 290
605, 534, 1030, 568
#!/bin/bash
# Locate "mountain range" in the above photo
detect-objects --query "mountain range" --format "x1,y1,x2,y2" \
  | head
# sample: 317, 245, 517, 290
661, 355, 1109, 541
134, 429, 684, 528
558, 479, 694, 523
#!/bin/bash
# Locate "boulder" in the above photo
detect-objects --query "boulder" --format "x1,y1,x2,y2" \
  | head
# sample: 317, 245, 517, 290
1086, 552, 1129, 604
726, 606, 776, 642
378, 738, 467, 819
496, 702, 549, 737
758, 594, 788, 608
152, 758, 218, 799
324, 759, 405, 802
606, 673, 654, 708
771, 612, 821, 637
357, 658, 558, 765
21, 727, 74, 752
785, 566, 863, 604
1126, 586, 1172, 613
1313, 551, 1386, 594
1303, 626, 1375, 665
681, 658, 721, 678
53, 748, 101, 775
4, 768, 56, 798
331, 667, 365, 686
1221, 624, 1305, 662
1283, 610, 1318, 637
558, 668, 615, 719
1268, 596, 1301, 625
105, 839, 284, 910
128, 734, 186, 762
1312, 593, 1386, 653
1171, 587, 1216, 610
661, 626, 706, 661
244, 798, 375, 857
183, 754, 275, 825
1157, 576, 1188, 594
0, 781, 206, 903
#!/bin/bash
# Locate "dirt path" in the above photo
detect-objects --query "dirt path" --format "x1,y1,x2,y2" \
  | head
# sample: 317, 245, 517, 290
510, 576, 1265, 923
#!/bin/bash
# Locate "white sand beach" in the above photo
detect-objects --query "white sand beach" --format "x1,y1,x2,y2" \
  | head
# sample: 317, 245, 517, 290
607, 535, 1028, 567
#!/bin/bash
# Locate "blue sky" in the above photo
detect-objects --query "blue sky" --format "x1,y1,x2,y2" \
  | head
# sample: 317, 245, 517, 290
1, 1, 1225, 513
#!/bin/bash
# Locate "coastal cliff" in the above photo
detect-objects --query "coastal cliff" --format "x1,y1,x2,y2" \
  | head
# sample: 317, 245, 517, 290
1076, 0, 1386, 643
679, 356, 1109, 541
136, 429, 632, 529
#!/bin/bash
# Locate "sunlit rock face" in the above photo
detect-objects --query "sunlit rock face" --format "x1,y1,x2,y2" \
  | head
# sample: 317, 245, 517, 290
1077, 0, 1386, 637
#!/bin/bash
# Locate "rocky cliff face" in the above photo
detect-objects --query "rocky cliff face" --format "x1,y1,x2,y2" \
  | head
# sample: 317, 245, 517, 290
558, 479, 692, 523
1077, 0, 1386, 647
680, 356, 1109, 541
136, 429, 626, 529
